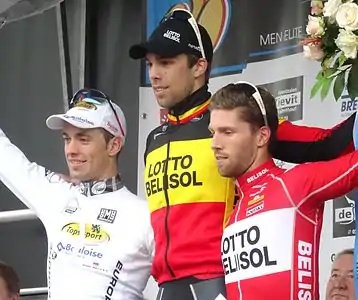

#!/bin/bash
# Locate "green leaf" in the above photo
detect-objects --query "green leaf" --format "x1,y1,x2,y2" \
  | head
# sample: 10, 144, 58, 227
316, 70, 324, 80
322, 56, 334, 69
347, 62, 358, 100
333, 71, 346, 101
321, 76, 335, 100
310, 79, 324, 99
323, 68, 337, 78
338, 53, 348, 67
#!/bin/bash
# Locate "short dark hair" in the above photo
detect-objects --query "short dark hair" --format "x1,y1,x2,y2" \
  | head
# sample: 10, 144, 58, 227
186, 54, 211, 83
101, 129, 115, 144
334, 248, 354, 261
0, 261, 19, 295
210, 83, 278, 151
101, 129, 121, 160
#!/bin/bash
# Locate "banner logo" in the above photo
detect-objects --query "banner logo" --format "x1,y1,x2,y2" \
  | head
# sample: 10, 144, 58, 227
333, 193, 356, 238
340, 94, 357, 118
259, 76, 303, 122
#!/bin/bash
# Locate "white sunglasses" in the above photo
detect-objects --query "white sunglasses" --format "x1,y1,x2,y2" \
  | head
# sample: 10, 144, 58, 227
235, 81, 269, 127
161, 8, 206, 59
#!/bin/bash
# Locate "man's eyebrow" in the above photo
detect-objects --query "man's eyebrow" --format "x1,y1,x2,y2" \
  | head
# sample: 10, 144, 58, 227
75, 132, 91, 139
331, 268, 354, 273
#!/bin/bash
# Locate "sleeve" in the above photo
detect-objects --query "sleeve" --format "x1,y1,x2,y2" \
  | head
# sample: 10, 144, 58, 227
272, 113, 355, 163
283, 150, 358, 208
145, 225, 155, 260
0, 129, 72, 219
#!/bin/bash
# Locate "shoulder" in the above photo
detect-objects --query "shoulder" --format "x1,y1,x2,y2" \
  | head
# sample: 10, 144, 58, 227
147, 123, 169, 141
113, 187, 150, 215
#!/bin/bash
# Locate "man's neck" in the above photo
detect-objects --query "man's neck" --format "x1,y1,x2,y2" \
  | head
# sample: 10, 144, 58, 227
246, 153, 272, 174
78, 174, 123, 196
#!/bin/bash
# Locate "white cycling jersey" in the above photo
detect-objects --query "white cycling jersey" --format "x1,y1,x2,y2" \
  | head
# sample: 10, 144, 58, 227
0, 129, 154, 300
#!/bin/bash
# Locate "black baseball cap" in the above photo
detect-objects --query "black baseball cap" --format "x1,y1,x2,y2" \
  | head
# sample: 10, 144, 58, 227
129, 18, 213, 62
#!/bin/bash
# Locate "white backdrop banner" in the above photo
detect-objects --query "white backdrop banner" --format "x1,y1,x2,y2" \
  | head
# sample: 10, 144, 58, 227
138, 1, 356, 299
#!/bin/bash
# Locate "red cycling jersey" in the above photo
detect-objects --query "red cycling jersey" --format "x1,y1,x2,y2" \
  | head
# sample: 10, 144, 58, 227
222, 154, 358, 300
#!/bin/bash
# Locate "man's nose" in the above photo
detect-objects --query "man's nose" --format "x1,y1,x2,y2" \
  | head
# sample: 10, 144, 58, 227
65, 140, 79, 156
211, 133, 222, 151
333, 276, 348, 289
149, 64, 161, 82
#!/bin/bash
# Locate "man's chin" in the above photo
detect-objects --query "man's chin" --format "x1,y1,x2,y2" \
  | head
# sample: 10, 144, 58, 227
218, 166, 235, 178
69, 170, 89, 182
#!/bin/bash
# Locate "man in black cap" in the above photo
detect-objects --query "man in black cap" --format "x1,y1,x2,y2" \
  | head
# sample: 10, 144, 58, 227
129, 8, 356, 300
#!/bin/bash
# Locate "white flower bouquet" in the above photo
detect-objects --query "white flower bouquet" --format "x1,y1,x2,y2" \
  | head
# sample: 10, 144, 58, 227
302, 0, 358, 100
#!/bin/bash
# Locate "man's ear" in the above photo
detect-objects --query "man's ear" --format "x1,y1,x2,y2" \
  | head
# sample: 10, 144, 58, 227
257, 126, 271, 148
107, 137, 122, 157
193, 58, 208, 79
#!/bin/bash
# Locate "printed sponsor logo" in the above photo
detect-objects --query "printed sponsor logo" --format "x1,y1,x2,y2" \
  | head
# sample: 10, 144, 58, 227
92, 181, 107, 195
297, 240, 313, 299
188, 43, 202, 52
97, 208, 117, 224
62, 223, 110, 243
222, 225, 277, 275
105, 260, 123, 300
249, 183, 267, 198
45, 169, 62, 183
63, 206, 78, 214
153, 125, 168, 140
74, 100, 97, 110
259, 76, 304, 122
222, 208, 294, 283
64, 115, 94, 125
246, 202, 264, 216
247, 168, 268, 183
248, 195, 265, 206
163, 29, 180, 43
190, 114, 204, 122
56, 242, 104, 259
106, 122, 119, 133
340, 94, 357, 118
333, 192, 356, 238
145, 154, 203, 197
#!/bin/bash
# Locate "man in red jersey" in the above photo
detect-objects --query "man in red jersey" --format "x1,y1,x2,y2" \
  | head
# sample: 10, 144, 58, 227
208, 81, 358, 300
129, 7, 356, 300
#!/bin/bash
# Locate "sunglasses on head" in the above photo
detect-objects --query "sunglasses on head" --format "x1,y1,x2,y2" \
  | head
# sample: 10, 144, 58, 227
161, 8, 206, 59
235, 81, 269, 128
70, 88, 125, 137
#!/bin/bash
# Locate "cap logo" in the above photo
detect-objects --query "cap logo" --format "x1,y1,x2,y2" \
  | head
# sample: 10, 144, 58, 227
188, 43, 201, 52
75, 100, 97, 110
163, 30, 180, 43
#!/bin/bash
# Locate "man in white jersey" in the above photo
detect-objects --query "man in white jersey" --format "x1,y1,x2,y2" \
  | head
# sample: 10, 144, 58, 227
0, 88, 153, 299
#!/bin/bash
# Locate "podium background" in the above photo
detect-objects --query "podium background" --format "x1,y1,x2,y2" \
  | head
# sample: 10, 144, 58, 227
0, 0, 355, 299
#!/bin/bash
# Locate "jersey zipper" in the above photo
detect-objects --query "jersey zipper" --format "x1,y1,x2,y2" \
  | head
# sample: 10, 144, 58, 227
163, 129, 175, 277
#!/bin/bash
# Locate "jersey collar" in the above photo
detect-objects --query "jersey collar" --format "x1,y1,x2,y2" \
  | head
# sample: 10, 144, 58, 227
236, 159, 276, 190
78, 174, 124, 197
167, 84, 211, 125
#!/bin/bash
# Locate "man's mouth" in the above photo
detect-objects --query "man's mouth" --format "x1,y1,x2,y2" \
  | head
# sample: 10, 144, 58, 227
69, 159, 87, 166
153, 87, 168, 94
215, 155, 228, 160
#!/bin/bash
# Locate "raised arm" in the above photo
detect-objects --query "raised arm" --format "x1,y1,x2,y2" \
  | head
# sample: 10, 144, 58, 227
0, 129, 72, 221
283, 149, 358, 209
272, 113, 355, 163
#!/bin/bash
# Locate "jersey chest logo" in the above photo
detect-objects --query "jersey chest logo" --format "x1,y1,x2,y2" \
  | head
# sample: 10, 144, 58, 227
222, 208, 295, 283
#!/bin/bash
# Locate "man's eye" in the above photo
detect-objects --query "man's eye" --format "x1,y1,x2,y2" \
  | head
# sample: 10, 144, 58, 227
331, 273, 338, 278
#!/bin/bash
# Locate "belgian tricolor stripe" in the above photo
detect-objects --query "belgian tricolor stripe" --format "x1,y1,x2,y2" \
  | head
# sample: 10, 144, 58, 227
167, 99, 210, 124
